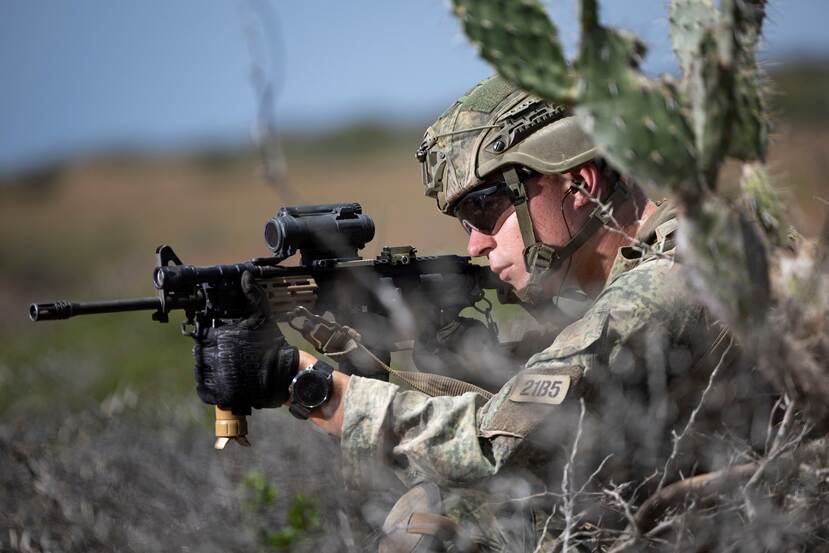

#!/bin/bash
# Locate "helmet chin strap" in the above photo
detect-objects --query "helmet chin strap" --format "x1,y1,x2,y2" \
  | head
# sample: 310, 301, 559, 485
501, 167, 629, 303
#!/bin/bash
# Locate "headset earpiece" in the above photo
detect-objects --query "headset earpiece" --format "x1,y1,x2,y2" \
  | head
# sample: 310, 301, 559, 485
569, 179, 584, 194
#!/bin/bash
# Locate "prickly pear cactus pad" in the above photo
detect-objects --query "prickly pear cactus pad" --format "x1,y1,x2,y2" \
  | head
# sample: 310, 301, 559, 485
575, 15, 702, 202
452, 0, 574, 103
678, 197, 770, 333
686, 27, 733, 186
669, 0, 720, 78
740, 162, 790, 247
723, 0, 768, 162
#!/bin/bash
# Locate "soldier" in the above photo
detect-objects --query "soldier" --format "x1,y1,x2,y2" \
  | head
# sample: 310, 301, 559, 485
193, 75, 772, 551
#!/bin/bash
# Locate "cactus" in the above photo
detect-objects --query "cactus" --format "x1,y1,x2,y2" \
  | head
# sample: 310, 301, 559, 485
452, 0, 574, 103
686, 27, 733, 186
679, 197, 770, 334
669, 0, 720, 78
740, 161, 790, 247
723, 0, 768, 161
575, 10, 702, 202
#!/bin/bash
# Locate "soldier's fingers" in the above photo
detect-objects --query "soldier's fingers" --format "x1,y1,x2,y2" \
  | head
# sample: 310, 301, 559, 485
240, 271, 272, 328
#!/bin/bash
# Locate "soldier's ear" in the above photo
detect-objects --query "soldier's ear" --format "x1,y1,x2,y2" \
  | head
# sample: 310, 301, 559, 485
570, 163, 600, 209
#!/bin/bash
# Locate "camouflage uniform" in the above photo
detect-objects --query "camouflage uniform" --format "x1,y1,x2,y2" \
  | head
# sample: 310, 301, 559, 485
340, 203, 772, 551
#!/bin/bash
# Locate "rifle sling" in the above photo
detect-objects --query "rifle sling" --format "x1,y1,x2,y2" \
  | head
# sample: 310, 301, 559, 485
288, 307, 493, 400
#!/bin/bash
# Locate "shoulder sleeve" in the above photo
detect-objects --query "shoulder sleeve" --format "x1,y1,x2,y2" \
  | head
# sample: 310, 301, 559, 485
477, 305, 609, 442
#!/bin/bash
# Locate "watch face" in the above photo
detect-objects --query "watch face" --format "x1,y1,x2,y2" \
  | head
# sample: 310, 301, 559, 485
293, 371, 330, 408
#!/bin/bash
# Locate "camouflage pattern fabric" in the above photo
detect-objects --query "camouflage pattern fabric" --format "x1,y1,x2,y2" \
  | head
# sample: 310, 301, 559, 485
340, 206, 774, 550
420, 76, 522, 210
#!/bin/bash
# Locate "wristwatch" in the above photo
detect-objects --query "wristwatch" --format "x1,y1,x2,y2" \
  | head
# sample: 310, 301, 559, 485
288, 360, 334, 419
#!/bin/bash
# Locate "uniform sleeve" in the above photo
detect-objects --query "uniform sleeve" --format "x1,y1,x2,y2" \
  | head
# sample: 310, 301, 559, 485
340, 375, 519, 488
340, 304, 611, 489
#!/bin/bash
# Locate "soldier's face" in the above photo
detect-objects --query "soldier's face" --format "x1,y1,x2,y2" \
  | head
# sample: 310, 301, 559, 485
465, 174, 575, 295
467, 210, 532, 289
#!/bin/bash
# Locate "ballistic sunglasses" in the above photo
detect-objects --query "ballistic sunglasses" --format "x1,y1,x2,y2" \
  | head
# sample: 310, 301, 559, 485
453, 183, 516, 236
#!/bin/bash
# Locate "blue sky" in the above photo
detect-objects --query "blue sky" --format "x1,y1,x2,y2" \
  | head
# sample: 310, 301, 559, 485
1, 0, 827, 175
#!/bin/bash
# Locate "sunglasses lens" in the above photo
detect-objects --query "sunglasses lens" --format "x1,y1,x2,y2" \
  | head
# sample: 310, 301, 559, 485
454, 184, 514, 235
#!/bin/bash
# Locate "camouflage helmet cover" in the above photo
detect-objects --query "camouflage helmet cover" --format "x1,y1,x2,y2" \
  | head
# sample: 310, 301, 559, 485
418, 75, 597, 213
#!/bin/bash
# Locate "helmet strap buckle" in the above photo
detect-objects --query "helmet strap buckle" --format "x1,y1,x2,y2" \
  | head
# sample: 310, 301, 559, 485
503, 168, 539, 254
523, 243, 558, 275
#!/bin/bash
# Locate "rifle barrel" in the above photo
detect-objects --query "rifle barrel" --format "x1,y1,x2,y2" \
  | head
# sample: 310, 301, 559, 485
29, 297, 163, 321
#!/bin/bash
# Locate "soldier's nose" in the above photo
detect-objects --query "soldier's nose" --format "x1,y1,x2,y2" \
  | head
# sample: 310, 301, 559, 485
467, 229, 495, 258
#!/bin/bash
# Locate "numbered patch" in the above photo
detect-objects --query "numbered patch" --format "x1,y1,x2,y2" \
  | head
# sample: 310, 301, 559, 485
508, 374, 571, 405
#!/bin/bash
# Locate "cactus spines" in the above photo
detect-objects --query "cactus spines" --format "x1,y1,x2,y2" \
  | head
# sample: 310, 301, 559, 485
687, 28, 733, 186
575, 21, 701, 201
679, 197, 770, 334
727, 0, 767, 59
451, 0, 574, 104
723, 0, 769, 161
669, 0, 720, 78
726, 67, 768, 162
739, 162, 789, 247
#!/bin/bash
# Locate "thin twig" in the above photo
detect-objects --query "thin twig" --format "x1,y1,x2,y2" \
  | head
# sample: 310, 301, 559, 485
769, 395, 796, 457
645, 514, 681, 538
743, 396, 813, 519
657, 337, 733, 491
560, 398, 587, 553
485, 489, 563, 507
631, 469, 660, 502
603, 485, 640, 537
763, 396, 785, 455
238, 0, 294, 195
532, 511, 557, 553
577, 454, 614, 496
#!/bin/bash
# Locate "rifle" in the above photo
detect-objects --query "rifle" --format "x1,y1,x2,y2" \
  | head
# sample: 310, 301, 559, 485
29, 202, 505, 448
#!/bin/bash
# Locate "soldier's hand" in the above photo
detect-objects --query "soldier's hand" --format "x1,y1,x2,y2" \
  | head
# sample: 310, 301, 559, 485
192, 271, 299, 410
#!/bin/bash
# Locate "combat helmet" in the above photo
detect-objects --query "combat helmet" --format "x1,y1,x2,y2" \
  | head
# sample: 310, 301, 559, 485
417, 75, 595, 213
417, 75, 627, 302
